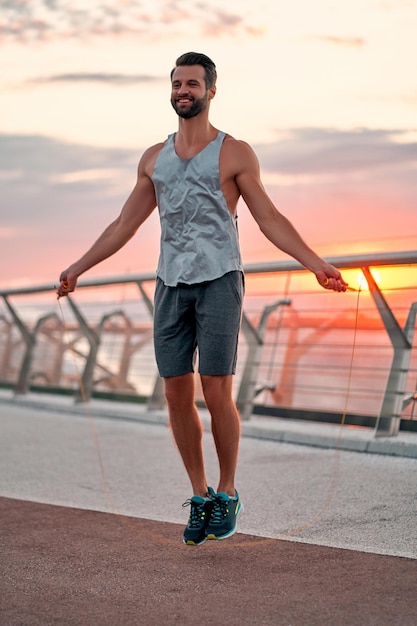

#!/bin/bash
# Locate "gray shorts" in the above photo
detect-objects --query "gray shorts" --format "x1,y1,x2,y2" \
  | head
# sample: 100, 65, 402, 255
153, 271, 244, 378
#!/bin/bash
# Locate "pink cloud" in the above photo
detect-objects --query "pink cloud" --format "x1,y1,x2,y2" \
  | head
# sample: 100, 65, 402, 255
309, 35, 365, 47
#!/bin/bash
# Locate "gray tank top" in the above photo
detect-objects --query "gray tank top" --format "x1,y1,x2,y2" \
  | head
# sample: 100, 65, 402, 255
152, 130, 243, 286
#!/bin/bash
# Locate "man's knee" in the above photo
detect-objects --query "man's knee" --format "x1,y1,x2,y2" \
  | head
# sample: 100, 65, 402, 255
164, 373, 195, 411
200, 374, 234, 409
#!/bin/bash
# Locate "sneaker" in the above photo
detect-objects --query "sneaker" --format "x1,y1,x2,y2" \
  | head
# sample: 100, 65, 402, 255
205, 490, 243, 540
182, 488, 215, 546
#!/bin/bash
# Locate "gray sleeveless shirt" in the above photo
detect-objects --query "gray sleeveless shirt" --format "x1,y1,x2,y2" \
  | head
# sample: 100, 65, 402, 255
151, 130, 243, 286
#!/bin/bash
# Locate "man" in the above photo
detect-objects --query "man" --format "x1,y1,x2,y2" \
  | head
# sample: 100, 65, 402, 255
58, 52, 347, 546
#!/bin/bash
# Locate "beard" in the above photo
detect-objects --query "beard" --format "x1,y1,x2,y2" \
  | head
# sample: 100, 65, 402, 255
171, 94, 208, 119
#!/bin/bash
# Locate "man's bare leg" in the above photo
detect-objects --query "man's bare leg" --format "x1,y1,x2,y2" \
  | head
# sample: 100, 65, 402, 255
200, 374, 241, 497
164, 372, 208, 497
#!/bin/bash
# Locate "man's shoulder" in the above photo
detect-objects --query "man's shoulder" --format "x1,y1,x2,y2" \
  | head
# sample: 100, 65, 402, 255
143, 140, 167, 159
223, 134, 255, 155
221, 134, 257, 168
139, 140, 167, 176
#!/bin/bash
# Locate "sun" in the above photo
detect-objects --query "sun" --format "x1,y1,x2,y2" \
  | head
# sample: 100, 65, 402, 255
358, 269, 381, 291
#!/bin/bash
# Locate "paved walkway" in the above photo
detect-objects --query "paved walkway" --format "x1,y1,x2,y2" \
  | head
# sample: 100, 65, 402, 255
1, 391, 417, 625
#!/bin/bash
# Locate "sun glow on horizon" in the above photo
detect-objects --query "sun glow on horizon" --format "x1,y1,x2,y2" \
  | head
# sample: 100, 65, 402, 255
1, 0, 417, 286
357, 269, 383, 291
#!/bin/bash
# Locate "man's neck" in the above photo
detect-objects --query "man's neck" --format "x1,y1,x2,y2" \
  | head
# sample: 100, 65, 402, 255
176, 116, 217, 146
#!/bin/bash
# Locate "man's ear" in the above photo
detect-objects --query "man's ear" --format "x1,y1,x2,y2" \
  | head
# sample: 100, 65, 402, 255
208, 85, 216, 100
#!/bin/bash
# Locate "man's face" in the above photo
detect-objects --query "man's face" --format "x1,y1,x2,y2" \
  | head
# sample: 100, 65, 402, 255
170, 65, 214, 119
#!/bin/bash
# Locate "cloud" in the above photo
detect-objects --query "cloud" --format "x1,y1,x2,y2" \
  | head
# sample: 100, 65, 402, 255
2, 128, 416, 222
238, 127, 417, 260
203, 9, 265, 37
0, 133, 135, 175
0, 133, 138, 226
1, 127, 416, 286
3, 128, 416, 203
309, 35, 365, 47
0, 131, 150, 285
254, 128, 417, 177
0, 0, 265, 43
26, 72, 164, 86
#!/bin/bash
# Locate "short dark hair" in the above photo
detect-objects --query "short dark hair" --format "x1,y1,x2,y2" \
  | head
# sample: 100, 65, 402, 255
170, 52, 217, 89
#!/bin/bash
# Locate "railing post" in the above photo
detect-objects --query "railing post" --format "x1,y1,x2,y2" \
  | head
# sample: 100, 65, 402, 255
362, 268, 415, 437
237, 299, 291, 420
135, 281, 166, 411
2, 296, 36, 394
375, 300, 417, 436
0, 315, 14, 381
64, 296, 100, 403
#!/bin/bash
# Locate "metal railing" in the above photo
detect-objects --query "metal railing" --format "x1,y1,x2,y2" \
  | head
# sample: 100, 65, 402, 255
1, 251, 416, 437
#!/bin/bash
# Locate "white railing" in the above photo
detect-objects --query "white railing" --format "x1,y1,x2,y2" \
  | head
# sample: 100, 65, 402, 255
1, 251, 416, 437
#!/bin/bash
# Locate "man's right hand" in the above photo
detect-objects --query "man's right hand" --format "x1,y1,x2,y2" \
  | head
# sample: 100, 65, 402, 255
56, 270, 78, 298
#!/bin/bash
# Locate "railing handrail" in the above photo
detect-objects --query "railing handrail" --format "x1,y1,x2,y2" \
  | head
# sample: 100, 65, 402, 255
2, 250, 417, 297
1, 250, 416, 436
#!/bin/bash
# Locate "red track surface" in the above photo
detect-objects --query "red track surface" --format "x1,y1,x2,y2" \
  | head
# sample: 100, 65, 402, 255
1, 497, 416, 626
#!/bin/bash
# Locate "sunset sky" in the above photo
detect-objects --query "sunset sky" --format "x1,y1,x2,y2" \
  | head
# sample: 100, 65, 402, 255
1, 0, 416, 288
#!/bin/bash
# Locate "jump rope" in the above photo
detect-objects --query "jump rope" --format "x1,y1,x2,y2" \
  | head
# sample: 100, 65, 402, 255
56, 278, 362, 548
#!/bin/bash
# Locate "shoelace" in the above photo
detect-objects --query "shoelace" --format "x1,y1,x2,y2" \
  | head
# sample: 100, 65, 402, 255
210, 497, 229, 525
182, 499, 207, 528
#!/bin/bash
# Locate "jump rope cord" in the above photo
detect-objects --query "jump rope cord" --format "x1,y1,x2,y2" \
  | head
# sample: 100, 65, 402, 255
56, 283, 362, 542
57, 294, 181, 546
57, 296, 121, 517
280, 284, 362, 537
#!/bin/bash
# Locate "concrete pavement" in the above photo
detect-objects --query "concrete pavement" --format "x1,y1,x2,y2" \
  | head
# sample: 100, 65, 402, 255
1, 390, 417, 625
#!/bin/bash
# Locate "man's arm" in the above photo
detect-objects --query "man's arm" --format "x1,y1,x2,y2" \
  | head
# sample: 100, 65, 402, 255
57, 146, 159, 297
233, 140, 348, 292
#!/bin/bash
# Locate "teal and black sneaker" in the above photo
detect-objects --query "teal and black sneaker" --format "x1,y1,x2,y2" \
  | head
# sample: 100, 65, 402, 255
182, 488, 215, 546
205, 491, 243, 540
